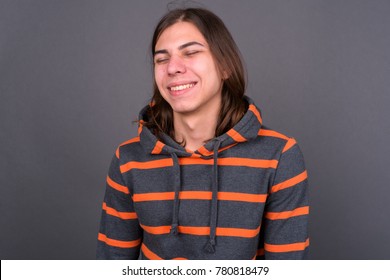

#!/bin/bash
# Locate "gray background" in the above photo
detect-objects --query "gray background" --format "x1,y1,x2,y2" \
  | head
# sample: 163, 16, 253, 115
1, 0, 389, 259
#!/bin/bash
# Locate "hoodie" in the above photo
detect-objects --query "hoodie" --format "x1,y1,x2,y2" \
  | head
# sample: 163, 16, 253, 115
97, 96, 309, 260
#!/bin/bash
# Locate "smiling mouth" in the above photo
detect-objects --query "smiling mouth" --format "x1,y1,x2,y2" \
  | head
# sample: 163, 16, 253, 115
168, 82, 197, 92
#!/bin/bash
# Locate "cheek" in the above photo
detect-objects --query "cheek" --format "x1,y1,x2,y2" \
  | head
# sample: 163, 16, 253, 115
194, 57, 221, 80
154, 68, 165, 88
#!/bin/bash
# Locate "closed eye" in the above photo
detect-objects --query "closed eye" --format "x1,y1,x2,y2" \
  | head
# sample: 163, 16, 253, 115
154, 57, 169, 64
185, 50, 200, 56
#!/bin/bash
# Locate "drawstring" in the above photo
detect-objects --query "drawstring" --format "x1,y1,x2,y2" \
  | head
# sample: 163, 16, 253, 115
170, 152, 181, 235
169, 139, 222, 254
204, 139, 222, 253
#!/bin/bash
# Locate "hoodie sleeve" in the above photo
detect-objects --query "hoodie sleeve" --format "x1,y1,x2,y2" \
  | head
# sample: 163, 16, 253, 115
96, 152, 143, 259
257, 138, 309, 259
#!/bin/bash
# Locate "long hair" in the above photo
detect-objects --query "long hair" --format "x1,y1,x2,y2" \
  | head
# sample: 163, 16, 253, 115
145, 8, 247, 142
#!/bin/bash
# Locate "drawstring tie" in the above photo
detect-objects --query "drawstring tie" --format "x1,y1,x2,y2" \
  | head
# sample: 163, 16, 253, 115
170, 152, 181, 235
168, 139, 222, 254
204, 139, 222, 253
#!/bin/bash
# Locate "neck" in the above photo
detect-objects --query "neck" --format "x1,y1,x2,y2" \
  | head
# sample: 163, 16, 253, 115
173, 108, 219, 152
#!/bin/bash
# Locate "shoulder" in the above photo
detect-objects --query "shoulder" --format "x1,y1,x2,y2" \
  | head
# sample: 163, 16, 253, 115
114, 136, 141, 159
257, 125, 298, 154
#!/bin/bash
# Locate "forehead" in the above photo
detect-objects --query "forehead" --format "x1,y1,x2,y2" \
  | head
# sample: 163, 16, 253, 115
155, 21, 208, 50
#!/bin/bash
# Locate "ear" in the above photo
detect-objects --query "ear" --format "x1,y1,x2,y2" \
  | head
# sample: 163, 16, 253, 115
222, 69, 230, 80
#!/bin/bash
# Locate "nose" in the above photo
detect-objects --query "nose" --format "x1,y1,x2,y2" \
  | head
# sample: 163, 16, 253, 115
167, 55, 186, 75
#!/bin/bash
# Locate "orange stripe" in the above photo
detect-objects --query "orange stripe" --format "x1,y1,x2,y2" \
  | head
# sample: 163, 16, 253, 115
106, 176, 129, 194
282, 138, 297, 153
141, 243, 163, 260
190, 153, 202, 158
227, 129, 247, 142
141, 224, 260, 238
116, 137, 140, 158
265, 238, 310, 253
178, 157, 212, 165
218, 192, 267, 203
141, 243, 188, 260
259, 129, 289, 140
249, 104, 263, 125
141, 224, 171, 234
197, 146, 211, 156
121, 157, 277, 173
196, 143, 238, 157
151, 141, 165, 154
133, 192, 175, 202
98, 233, 141, 248
218, 158, 278, 169
121, 136, 140, 146
180, 191, 212, 200
218, 143, 238, 153
102, 202, 138, 220
120, 158, 173, 173
216, 226, 260, 238
178, 226, 209, 235
179, 157, 278, 169
271, 170, 308, 193
133, 191, 267, 203
265, 206, 309, 220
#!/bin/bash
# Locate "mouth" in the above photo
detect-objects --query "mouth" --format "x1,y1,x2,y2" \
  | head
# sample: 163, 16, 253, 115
167, 82, 197, 94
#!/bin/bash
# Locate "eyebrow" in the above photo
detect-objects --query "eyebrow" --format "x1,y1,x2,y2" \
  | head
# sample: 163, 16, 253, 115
154, 41, 205, 56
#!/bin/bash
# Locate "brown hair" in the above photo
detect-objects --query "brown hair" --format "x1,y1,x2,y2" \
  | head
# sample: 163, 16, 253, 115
145, 8, 247, 142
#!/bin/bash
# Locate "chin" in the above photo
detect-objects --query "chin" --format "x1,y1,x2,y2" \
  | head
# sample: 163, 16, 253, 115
171, 105, 198, 115
168, 101, 196, 114
172, 108, 194, 115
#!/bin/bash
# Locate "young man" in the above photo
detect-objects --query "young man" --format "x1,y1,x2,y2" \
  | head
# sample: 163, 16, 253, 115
97, 7, 309, 260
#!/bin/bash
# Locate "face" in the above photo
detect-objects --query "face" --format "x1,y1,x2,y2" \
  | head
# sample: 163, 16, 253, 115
154, 21, 223, 117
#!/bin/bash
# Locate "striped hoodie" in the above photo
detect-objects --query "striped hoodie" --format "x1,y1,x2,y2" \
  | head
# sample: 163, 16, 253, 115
97, 96, 309, 259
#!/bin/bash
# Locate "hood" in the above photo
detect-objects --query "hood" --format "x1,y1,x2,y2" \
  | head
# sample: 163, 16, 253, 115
137, 96, 263, 253
138, 96, 263, 157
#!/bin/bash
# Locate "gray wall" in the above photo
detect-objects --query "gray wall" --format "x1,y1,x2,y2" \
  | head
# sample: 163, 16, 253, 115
1, 0, 389, 259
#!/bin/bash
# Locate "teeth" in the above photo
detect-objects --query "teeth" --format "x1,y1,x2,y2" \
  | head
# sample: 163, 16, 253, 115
170, 83, 195, 91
